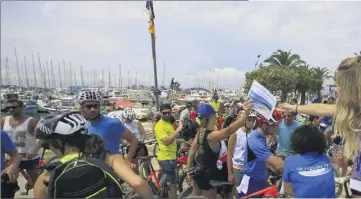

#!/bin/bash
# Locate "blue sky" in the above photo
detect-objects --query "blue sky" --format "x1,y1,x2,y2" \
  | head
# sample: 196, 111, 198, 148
1, 1, 360, 89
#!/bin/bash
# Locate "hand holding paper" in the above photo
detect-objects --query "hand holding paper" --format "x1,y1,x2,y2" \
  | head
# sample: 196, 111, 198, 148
248, 80, 277, 121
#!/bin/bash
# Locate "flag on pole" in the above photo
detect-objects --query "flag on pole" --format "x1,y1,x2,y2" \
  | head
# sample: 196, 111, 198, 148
146, 1, 155, 36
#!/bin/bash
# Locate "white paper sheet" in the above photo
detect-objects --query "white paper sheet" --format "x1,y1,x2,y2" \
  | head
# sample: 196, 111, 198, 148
248, 80, 277, 121
237, 174, 250, 194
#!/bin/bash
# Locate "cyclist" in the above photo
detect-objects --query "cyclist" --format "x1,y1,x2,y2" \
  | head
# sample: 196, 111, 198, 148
283, 124, 335, 198
238, 113, 284, 198
154, 103, 183, 199
33, 111, 153, 199
1, 130, 21, 199
186, 100, 253, 199
78, 90, 139, 163
179, 101, 193, 123
1, 97, 42, 186
276, 110, 300, 157
227, 111, 257, 191
121, 108, 148, 174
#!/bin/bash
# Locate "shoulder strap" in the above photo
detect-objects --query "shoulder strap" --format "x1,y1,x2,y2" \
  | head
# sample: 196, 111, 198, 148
46, 161, 70, 198
246, 132, 257, 163
84, 157, 123, 186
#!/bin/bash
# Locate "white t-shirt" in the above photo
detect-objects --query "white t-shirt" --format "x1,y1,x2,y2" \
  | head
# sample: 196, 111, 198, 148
232, 128, 247, 167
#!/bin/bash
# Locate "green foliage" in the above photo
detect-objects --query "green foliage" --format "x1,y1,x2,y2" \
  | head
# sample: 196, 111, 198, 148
245, 49, 332, 103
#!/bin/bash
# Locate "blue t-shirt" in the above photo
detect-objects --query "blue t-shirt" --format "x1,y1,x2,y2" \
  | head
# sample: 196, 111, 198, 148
320, 116, 332, 126
87, 115, 126, 154
283, 152, 335, 198
244, 130, 272, 181
1, 130, 16, 171
276, 120, 300, 156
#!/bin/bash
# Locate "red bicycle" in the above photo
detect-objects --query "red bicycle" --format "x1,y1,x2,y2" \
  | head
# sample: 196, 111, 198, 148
5, 148, 59, 195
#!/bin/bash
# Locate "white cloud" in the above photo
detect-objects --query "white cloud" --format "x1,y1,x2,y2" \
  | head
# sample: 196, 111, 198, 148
1, 1, 360, 90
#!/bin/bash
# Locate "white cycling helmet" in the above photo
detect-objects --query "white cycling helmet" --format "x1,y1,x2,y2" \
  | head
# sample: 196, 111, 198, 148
35, 111, 87, 139
249, 110, 258, 118
122, 108, 136, 121
78, 90, 102, 104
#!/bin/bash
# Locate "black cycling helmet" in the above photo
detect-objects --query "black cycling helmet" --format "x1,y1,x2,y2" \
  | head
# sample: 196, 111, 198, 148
185, 101, 193, 108
35, 111, 87, 140
160, 103, 172, 112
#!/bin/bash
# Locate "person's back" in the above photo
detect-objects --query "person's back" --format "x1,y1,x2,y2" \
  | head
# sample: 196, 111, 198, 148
88, 115, 126, 154
283, 153, 335, 198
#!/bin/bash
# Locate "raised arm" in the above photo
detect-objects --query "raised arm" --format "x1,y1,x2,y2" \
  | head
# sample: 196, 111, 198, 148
207, 100, 253, 142
279, 103, 336, 117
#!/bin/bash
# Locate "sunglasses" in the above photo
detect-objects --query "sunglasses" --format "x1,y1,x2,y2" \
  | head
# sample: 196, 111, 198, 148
85, 104, 99, 109
162, 111, 171, 115
6, 106, 19, 110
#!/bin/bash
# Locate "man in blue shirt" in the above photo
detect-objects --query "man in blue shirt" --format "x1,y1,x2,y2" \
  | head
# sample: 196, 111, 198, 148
276, 111, 301, 156
238, 116, 284, 197
78, 90, 138, 163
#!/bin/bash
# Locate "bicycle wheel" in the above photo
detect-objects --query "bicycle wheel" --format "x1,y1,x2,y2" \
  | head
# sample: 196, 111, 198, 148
178, 171, 191, 193
179, 186, 193, 199
139, 160, 152, 179
334, 167, 343, 198
148, 180, 160, 196
152, 142, 159, 156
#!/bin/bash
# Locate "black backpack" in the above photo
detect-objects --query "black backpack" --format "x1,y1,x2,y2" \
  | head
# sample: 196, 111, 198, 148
46, 154, 123, 198
182, 118, 198, 141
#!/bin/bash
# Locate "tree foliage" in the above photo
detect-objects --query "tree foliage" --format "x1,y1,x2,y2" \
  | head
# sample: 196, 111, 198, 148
245, 49, 332, 104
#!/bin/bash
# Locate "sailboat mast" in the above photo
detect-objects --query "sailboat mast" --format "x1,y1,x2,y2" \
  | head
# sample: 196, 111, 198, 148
62, 60, 67, 88
108, 66, 111, 88
58, 61, 63, 88
46, 61, 51, 88
80, 65, 84, 87
162, 62, 165, 88
23, 56, 30, 89
119, 64, 122, 89
5, 57, 11, 85
70, 62, 77, 86
37, 53, 47, 89
31, 54, 37, 88
102, 68, 104, 88
50, 59, 56, 88
14, 48, 22, 87
68, 61, 73, 86
128, 70, 130, 88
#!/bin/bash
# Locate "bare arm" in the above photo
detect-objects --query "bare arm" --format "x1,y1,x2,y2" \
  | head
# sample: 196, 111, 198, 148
160, 123, 183, 146
137, 121, 147, 141
283, 181, 294, 197
266, 156, 284, 172
28, 118, 43, 154
110, 155, 154, 198
227, 133, 237, 178
207, 112, 249, 142
281, 103, 336, 117
1, 117, 5, 130
122, 129, 139, 161
186, 133, 199, 171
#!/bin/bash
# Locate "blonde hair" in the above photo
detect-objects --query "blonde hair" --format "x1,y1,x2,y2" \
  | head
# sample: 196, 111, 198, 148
198, 115, 217, 153
333, 55, 361, 158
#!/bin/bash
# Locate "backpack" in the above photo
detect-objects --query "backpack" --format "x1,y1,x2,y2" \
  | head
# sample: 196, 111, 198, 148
182, 118, 198, 141
46, 153, 123, 198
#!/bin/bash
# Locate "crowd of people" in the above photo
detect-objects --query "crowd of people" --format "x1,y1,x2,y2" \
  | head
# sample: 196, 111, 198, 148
1, 54, 360, 199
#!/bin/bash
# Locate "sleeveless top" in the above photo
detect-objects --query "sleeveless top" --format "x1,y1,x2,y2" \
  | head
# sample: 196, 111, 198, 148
232, 128, 247, 168
3, 116, 38, 159
123, 120, 143, 142
195, 130, 220, 172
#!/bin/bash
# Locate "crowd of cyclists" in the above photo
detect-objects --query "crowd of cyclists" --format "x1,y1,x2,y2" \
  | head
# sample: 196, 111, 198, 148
1, 54, 361, 199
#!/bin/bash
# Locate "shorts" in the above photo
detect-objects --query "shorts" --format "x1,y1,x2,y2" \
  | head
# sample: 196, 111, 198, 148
158, 160, 177, 184
19, 158, 39, 170
216, 162, 233, 194
126, 143, 149, 160
237, 177, 267, 198
194, 169, 222, 191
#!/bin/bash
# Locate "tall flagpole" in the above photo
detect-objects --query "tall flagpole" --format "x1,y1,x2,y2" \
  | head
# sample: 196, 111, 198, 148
146, 0, 160, 111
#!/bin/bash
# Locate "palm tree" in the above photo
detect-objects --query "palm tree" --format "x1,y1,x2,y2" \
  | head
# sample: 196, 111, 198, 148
264, 49, 306, 67
295, 64, 314, 104
311, 66, 332, 99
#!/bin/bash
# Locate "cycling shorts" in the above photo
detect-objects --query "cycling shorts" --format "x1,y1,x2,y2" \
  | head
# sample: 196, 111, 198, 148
158, 160, 177, 184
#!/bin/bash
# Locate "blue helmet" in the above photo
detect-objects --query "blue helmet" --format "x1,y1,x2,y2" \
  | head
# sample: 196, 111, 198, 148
197, 104, 216, 118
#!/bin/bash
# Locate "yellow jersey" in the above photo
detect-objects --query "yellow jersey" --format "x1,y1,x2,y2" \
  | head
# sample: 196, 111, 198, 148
210, 100, 220, 117
154, 120, 177, 160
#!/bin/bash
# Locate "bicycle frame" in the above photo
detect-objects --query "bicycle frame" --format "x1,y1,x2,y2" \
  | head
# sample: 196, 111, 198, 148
240, 185, 280, 199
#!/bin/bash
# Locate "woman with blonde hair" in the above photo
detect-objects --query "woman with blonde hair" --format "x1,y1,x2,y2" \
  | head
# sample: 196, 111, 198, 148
279, 55, 361, 197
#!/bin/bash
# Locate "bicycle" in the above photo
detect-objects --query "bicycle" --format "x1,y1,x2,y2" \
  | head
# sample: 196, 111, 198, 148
6, 148, 59, 195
